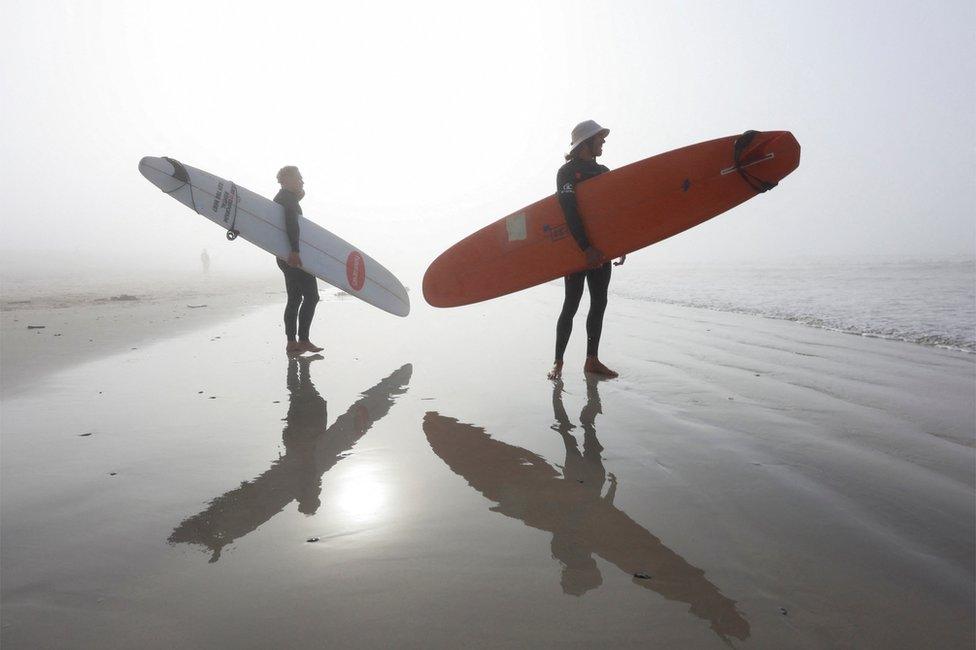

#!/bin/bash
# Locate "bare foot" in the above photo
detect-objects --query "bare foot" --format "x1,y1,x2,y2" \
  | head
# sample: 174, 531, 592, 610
547, 361, 564, 380
298, 341, 324, 353
583, 357, 618, 379
286, 341, 302, 355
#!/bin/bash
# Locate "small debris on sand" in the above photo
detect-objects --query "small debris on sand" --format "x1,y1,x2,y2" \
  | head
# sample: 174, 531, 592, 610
306, 537, 320, 543
633, 573, 652, 580
27, 325, 46, 329
79, 433, 93, 437
187, 304, 208, 309
110, 294, 139, 301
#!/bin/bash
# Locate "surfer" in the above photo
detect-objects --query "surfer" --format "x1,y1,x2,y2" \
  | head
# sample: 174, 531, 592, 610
548, 121, 625, 381
275, 166, 323, 354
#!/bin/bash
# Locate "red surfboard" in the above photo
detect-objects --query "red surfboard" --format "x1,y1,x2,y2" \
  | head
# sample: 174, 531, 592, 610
423, 130, 800, 308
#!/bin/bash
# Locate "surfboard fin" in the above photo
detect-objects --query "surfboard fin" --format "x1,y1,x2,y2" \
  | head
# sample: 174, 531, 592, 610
162, 157, 190, 185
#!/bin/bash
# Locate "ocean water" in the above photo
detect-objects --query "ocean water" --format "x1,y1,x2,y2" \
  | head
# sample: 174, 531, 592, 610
612, 255, 976, 353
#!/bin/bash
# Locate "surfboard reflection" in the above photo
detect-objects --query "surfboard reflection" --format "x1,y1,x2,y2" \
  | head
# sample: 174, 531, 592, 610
423, 377, 750, 643
169, 357, 411, 562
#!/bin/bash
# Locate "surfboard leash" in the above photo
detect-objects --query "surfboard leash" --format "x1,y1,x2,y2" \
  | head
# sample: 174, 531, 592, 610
733, 130, 778, 193
225, 183, 240, 241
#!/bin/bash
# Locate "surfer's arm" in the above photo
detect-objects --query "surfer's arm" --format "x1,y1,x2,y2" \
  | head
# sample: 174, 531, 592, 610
281, 199, 301, 253
556, 169, 591, 252
284, 208, 302, 266
273, 192, 303, 267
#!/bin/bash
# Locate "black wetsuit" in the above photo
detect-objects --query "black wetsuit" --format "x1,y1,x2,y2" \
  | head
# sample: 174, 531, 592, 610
554, 158, 611, 362
275, 189, 320, 342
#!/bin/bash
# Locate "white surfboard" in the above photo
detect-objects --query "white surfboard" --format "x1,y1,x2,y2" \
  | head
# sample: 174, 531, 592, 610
138, 156, 410, 317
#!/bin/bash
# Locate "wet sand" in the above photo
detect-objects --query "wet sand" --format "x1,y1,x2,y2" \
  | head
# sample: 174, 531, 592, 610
0, 274, 282, 397
1, 285, 973, 648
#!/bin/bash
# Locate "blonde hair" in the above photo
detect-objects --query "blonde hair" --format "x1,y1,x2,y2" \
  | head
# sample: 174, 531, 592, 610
276, 165, 300, 184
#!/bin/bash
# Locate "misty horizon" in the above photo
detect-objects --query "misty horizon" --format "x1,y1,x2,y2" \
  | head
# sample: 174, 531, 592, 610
2, 0, 974, 290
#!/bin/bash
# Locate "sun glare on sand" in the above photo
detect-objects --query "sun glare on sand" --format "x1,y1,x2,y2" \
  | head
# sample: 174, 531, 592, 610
334, 464, 388, 523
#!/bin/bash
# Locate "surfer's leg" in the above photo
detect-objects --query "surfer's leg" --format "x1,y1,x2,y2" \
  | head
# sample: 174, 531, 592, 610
296, 270, 322, 352
584, 262, 611, 356
550, 272, 586, 379
583, 263, 618, 378
279, 259, 302, 351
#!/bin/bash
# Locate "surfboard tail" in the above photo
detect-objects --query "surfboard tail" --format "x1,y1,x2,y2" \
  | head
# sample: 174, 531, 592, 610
139, 157, 187, 194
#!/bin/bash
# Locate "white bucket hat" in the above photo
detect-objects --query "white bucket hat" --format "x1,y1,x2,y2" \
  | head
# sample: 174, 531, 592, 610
568, 120, 610, 155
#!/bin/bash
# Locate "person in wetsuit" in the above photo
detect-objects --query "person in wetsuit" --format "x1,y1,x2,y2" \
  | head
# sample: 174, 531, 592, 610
275, 166, 323, 355
547, 121, 625, 380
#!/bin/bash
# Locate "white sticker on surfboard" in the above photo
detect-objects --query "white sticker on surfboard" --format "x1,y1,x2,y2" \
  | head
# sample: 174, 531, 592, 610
506, 213, 527, 241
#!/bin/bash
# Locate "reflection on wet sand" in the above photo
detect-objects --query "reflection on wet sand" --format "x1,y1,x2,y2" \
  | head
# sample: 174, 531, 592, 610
423, 377, 750, 643
170, 357, 412, 562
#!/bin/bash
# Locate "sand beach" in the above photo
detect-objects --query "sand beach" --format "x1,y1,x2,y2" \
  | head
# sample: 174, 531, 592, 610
1, 280, 973, 649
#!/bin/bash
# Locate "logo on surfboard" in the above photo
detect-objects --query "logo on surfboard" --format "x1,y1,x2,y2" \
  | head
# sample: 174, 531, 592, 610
542, 223, 569, 242
212, 181, 239, 223
346, 251, 366, 291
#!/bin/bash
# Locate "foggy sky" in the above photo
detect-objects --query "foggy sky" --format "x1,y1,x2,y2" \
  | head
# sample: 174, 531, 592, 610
1, 0, 973, 282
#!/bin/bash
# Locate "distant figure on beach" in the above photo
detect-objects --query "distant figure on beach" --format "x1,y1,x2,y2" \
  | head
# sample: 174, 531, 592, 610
275, 166, 323, 354
200, 248, 210, 273
548, 120, 625, 381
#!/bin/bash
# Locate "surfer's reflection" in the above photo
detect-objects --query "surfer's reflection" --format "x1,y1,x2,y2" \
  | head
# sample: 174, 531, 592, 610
169, 357, 411, 562
423, 377, 749, 643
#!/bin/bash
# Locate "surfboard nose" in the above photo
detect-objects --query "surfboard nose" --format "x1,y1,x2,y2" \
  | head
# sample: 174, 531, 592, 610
138, 156, 186, 193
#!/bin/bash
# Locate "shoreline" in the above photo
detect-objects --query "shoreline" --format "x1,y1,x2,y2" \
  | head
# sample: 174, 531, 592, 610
4, 280, 974, 398
616, 293, 976, 355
